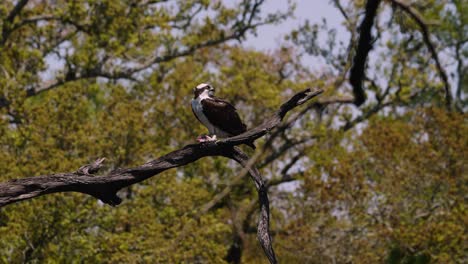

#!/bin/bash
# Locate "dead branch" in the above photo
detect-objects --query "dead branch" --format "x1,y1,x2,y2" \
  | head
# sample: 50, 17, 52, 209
0, 88, 323, 264
224, 147, 276, 263
349, 0, 382, 106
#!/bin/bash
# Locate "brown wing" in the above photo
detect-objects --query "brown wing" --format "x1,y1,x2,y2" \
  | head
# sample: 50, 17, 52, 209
201, 97, 247, 136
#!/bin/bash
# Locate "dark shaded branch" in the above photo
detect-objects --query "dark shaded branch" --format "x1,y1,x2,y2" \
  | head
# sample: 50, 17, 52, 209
11, 15, 58, 31
1, 0, 30, 45
390, 0, 452, 110
344, 101, 392, 131
218, 89, 324, 146
5, 0, 29, 23
0, 88, 323, 207
349, 0, 381, 106
1, 139, 221, 207
224, 147, 277, 264
0, 88, 322, 263
198, 129, 314, 220
185, 101, 320, 263
258, 137, 309, 168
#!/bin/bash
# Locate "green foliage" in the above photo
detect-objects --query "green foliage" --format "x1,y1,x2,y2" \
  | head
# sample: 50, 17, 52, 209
0, 0, 466, 263
273, 108, 467, 263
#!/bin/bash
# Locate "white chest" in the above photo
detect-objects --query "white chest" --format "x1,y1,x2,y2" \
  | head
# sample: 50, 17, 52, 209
191, 98, 215, 133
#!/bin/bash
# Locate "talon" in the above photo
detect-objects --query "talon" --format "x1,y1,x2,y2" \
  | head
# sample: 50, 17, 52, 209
196, 134, 218, 142
206, 135, 217, 141
197, 135, 209, 142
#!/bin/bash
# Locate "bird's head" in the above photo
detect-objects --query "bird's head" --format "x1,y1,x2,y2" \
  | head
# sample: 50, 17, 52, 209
193, 83, 215, 99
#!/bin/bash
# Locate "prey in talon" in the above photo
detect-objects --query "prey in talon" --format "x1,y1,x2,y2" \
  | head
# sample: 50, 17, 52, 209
191, 83, 255, 149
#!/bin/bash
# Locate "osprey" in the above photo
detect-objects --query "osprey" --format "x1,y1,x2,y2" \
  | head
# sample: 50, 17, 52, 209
191, 83, 255, 149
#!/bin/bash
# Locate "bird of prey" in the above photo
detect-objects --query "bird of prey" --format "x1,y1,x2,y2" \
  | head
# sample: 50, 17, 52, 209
191, 83, 255, 149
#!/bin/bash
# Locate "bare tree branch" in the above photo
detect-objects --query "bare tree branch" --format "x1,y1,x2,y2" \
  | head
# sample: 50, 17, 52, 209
224, 147, 277, 264
390, 0, 452, 110
0, 88, 323, 264
0, 87, 321, 206
0, 114, 296, 207
349, 0, 382, 106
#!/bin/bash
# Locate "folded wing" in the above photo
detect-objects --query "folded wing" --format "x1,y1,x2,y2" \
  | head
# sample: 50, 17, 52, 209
201, 98, 247, 136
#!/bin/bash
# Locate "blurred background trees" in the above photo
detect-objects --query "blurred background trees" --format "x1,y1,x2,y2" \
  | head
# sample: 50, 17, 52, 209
0, 0, 465, 263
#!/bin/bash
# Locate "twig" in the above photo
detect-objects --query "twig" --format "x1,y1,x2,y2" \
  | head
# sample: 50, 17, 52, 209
76, 158, 106, 175
332, 0, 350, 22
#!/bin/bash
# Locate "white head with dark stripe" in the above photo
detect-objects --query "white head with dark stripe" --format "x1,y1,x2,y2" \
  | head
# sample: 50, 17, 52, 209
193, 83, 215, 99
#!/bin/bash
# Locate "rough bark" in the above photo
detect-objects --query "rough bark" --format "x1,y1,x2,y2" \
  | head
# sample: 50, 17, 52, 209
0, 88, 323, 264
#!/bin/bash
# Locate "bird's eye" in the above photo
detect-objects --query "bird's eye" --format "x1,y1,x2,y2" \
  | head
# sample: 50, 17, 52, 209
209, 86, 214, 91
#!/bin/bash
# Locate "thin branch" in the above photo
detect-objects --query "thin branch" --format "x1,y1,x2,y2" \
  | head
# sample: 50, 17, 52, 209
332, 0, 350, 22
343, 101, 392, 131
266, 152, 305, 188
198, 151, 263, 215
11, 15, 58, 31
137, 0, 171, 7
315, 95, 356, 106
349, 0, 382, 106
390, 0, 452, 110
